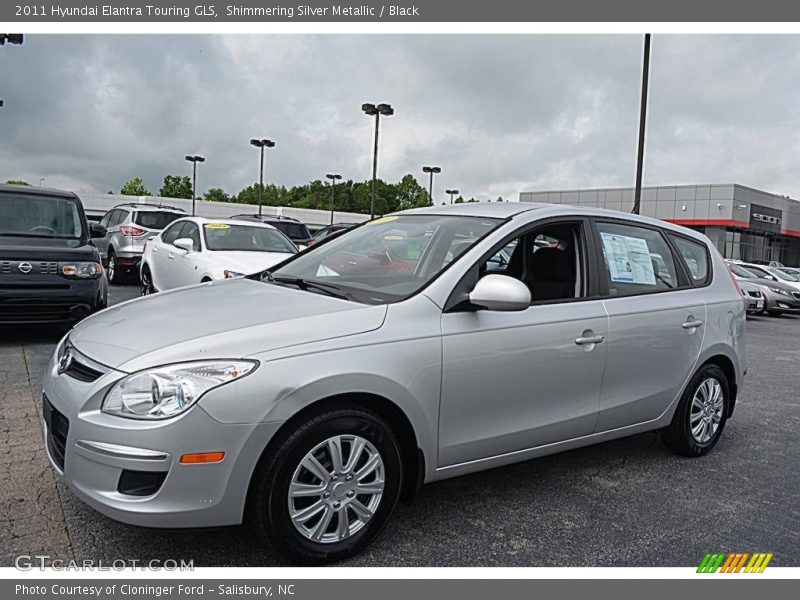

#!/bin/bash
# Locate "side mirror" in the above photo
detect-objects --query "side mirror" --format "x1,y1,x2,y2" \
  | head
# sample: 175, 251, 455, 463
173, 238, 194, 252
89, 223, 107, 238
469, 274, 531, 311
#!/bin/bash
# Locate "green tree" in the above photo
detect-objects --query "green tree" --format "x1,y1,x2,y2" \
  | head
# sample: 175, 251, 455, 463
120, 178, 150, 196
6, 179, 30, 185
203, 187, 231, 203
159, 175, 192, 199
395, 174, 430, 210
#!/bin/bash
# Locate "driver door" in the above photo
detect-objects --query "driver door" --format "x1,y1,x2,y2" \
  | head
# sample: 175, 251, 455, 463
171, 221, 203, 287
438, 219, 609, 467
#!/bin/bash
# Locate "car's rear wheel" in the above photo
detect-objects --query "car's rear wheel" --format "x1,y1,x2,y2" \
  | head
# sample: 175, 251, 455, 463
248, 404, 402, 564
106, 249, 120, 284
662, 364, 729, 457
140, 265, 156, 296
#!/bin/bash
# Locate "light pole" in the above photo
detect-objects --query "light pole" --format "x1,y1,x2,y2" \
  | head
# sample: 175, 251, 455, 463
422, 166, 441, 204
326, 173, 342, 225
446, 189, 459, 205
39, 178, 45, 186
250, 138, 275, 217
184, 155, 205, 216
632, 33, 651, 215
362, 102, 394, 219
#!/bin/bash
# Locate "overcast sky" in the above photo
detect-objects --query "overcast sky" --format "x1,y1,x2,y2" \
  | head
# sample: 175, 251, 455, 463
2, 34, 800, 203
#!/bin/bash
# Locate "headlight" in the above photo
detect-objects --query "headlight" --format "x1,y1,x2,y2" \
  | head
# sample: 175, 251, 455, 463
102, 360, 257, 420
224, 270, 245, 279
769, 286, 790, 296
60, 262, 102, 279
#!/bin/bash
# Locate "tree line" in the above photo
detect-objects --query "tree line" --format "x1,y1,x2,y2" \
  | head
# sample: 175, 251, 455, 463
5, 176, 506, 214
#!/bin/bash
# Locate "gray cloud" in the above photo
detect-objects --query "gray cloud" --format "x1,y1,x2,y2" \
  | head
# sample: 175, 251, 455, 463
1, 34, 799, 203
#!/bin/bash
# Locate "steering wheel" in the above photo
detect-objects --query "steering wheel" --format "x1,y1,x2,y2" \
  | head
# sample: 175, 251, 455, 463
30, 225, 57, 234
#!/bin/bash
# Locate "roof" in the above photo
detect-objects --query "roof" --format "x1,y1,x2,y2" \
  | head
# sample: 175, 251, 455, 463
0, 184, 79, 199
399, 202, 544, 219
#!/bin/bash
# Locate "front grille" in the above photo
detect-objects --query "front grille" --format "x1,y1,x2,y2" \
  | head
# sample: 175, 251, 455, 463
43, 395, 69, 470
0, 260, 59, 275
64, 358, 103, 383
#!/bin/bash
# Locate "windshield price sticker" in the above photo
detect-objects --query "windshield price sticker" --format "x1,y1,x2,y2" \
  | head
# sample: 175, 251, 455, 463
204, 223, 231, 229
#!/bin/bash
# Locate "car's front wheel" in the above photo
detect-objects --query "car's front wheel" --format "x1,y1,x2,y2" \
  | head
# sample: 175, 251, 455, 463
662, 364, 729, 457
140, 265, 156, 296
248, 404, 403, 564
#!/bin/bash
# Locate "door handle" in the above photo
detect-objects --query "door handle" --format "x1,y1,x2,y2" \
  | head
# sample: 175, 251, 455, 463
682, 319, 703, 329
575, 334, 605, 346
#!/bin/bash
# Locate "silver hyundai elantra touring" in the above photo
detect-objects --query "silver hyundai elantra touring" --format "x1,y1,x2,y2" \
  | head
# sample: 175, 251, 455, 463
42, 203, 745, 563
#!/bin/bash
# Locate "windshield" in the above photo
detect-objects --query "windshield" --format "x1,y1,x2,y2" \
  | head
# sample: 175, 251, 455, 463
728, 263, 761, 278
270, 214, 502, 304
0, 193, 85, 242
743, 264, 773, 279
203, 223, 298, 253
273, 221, 312, 240
134, 210, 182, 230
768, 267, 799, 281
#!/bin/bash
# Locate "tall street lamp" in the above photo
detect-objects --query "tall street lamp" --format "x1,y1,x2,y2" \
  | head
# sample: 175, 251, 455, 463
250, 138, 276, 217
632, 33, 651, 215
446, 189, 459, 205
326, 173, 342, 225
362, 102, 394, 219
184, 155, 205, 216
422, 166, 441, 205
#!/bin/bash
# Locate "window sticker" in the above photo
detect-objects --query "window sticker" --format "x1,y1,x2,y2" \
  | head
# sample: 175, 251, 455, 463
204, 223, 231, 229
600, 232, 656, 285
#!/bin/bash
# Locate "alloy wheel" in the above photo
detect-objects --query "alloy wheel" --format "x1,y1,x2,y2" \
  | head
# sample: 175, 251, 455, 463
689, 377, 724, 444
288, 434, 385, 544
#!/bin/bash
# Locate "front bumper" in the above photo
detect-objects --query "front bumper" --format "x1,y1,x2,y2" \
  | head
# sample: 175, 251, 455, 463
41, 347, 281, 528
762, 290, 800, 313
0, 277, 102, 325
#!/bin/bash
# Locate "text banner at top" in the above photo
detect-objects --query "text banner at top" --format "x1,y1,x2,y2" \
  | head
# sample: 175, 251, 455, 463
6, 0, 800, 22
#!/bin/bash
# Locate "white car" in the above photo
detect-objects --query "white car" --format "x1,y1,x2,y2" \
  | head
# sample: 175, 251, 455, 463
741, 262, 800, 292
139, 217, 297, 294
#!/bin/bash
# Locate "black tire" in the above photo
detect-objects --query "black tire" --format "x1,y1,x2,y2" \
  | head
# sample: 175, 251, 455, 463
140, 265, 156, 296
662, 364, 729, 457
248, 404, 403, 564
106, 249, 121, 284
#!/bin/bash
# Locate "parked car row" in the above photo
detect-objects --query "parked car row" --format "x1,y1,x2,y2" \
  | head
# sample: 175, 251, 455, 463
725, 259, 800, 316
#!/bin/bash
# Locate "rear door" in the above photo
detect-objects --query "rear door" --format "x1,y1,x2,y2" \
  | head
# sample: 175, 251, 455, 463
593, 219, 707, 431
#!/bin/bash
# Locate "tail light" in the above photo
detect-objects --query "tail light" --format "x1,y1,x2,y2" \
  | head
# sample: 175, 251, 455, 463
119, 225, 147, 237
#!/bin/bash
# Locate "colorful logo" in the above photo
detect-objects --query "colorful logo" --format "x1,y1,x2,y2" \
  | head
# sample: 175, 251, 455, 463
697, 552, 773, 573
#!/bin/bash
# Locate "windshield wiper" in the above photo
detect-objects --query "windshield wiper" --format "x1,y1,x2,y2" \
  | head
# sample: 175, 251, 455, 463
268, 275, 354, 301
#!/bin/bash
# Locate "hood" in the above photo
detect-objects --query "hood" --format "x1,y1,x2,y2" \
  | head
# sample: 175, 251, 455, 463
739, 276, 797, 293
212, 251, 294, 275
69, 278, 387, 371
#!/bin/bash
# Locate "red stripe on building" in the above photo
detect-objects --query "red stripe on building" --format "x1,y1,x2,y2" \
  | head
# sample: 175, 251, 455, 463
781, 229, 800, 238
665, 218, 750, 228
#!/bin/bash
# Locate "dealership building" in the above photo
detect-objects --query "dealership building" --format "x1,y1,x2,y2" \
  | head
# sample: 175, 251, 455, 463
519, 183, 800, 266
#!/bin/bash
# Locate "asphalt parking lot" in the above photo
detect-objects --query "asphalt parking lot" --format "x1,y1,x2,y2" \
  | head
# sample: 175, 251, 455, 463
2, 284, 798, 567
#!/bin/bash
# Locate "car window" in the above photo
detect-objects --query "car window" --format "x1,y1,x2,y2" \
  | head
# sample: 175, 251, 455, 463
99, 211, 112, 228
596, 222, 679, 296
110, 210, 128, 227
161, 221, 186, 244
272, 221, 312, 240
742, 264, 773, 279
182, 222, 202, 250
203, 223, 297, 253
0, 192, 85, 243
669, 235, 710, 285
311, 227, 330, 242
134, 211, 182, 230
473, 223, 584, 304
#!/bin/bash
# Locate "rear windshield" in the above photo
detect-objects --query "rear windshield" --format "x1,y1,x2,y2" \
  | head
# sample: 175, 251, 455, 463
272, 221, 311, 240
134, 211, 182, 230
203, 223, 298, 253
0, 193, 85, 243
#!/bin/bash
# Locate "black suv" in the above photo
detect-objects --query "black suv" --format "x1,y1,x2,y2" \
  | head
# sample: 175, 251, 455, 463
0, 185, 108, 325
230, 214, 314, 247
